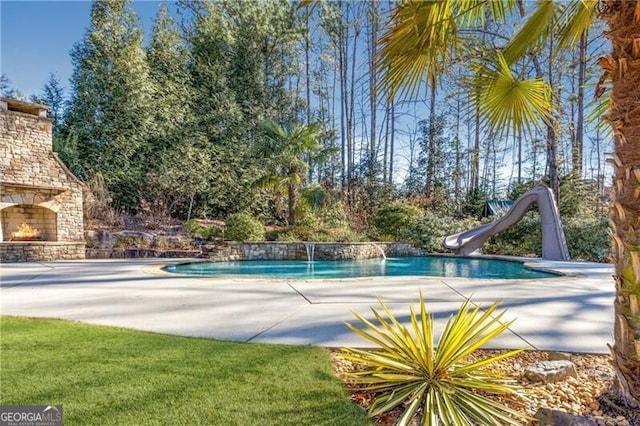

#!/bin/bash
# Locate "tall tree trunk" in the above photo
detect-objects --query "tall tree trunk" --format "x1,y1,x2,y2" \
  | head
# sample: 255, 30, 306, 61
368, 2, 379, 180
471, 100, 481, 191
517, 128, 522, 183
454, 86, 462, 212
305, 11, 312, 182
389, 99, 395, 183
602, 1, 640, 407
383, 100, 389, 182
288, 182, 296, 226
348, 4, 358, 184
426, 77, 437, 196
337, 1, 347, 188
574, 30, 587, 177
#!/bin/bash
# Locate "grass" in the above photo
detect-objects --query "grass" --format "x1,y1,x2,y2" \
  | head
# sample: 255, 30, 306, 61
0, 317, 370, 426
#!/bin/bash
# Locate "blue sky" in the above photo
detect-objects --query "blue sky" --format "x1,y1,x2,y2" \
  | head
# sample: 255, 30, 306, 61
1, 0, 173, 98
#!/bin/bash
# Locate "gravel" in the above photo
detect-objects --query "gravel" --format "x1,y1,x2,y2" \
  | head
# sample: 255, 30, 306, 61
330, 350, 640, 425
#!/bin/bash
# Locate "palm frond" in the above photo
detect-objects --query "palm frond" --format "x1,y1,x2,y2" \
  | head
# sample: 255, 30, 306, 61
501, 0, 557, 66
474, 54, 551, 136
556, 0, 597, 51
377, 1, 459, 99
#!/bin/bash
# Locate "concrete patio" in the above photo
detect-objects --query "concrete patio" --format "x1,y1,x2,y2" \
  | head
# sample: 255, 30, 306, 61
0, 258, 615, 353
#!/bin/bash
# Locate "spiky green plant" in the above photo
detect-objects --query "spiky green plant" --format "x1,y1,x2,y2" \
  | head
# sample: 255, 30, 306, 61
342, 293, 528, 425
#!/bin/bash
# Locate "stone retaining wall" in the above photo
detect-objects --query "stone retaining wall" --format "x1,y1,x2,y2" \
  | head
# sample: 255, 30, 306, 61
0, 242, 85, 262
202, 242, 424, 261
86, 248, 201, 259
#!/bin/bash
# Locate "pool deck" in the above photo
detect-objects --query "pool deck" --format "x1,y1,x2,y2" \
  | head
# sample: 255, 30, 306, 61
0, 257, 615, 353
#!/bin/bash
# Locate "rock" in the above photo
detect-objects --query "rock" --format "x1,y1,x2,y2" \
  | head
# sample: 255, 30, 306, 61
534, 408, 597, 425
548, 351, 574, 361
525, 360, 577, 383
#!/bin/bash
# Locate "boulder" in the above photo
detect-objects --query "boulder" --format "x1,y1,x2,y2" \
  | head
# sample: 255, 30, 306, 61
524, 360, 577, 383
534, 408, 597, 426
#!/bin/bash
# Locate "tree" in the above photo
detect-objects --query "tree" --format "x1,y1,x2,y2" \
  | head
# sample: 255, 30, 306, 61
377, 0, 639, 407
0, 74, 13, 97
147, 3, 191, 145
0, 74, 23, 99
65, 0, 154, 209
31, 73, 65, 128
256, 120, 331, 226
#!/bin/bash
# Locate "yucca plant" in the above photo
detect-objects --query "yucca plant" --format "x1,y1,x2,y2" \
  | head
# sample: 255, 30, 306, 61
342, 293, 528, 425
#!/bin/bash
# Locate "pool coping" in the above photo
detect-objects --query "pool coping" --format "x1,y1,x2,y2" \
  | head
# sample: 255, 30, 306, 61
0, 257, 615, 354
151, 254, 582, 279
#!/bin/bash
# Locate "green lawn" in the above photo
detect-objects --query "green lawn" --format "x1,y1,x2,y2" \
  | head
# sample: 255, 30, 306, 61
0, 317, 370, 425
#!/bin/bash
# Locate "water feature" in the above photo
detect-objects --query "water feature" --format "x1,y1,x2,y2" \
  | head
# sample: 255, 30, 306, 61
303, 242, 315, 262
164, 256, 557, 279
371, 242, 387, 260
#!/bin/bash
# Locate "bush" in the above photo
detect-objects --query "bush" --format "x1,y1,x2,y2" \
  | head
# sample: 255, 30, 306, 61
413, 212, 482, 252
484, 212, 542, 257
563, 214, 611, 262
225, 212, 265, 242
183, 219, 224, 241
343, 293, 526, 425
371, 202, 423, 241
274, 226, 368, 243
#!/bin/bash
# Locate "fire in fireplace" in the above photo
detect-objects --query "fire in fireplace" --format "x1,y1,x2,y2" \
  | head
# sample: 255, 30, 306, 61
11, 223, 41, 241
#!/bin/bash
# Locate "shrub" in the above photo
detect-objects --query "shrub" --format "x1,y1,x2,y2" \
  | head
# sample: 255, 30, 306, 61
225, 212, 265, 242
484, 212, 542, 257
483, 213, 611, 262
413, 212, 482, 252
372, 202, 423, 241
183, 219, 224, 241
294, 202, 320, 228
563, 214, 611, 262
274, 227, 368, 243
343, 293, 527, 425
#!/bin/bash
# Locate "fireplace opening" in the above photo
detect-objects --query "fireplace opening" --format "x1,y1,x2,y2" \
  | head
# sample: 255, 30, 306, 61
1, 205, 57, 242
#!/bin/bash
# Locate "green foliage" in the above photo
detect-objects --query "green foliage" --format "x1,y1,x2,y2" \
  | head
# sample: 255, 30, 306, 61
484, 213, 542, 257
343, 294, 527, 425
65, 0, 154, 210
298, 184, 349, 228
256, 120, 333, 226
30, 73, 65, 128
461, 188, 489, 218
557, 175, 599, 217
413, 212, 482, 252
274, 227, 368, 242
371, 202, 423, 241
0, 317, 370, 426
183, 219, 223, 241
481, 212, 610, 262
563, 214, 611, 262
225, 212, 265, 242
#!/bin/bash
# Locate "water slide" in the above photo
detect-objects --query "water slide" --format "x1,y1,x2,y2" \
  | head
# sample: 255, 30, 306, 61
443, 183, 570, 260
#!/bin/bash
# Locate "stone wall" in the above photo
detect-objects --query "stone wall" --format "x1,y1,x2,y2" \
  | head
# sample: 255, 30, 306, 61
0, 99, 85, 261
0, 242, 85, 262
203, 242, 424, 261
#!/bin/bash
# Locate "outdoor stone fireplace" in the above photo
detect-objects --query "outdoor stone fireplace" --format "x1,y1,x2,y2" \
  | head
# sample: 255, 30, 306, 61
0, 98, 85, 261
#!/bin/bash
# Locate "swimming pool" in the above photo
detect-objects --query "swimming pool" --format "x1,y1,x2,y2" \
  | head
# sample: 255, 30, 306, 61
164, 256, 556, 279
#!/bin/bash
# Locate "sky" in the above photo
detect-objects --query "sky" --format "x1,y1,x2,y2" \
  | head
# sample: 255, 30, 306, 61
1, 0, 173, 98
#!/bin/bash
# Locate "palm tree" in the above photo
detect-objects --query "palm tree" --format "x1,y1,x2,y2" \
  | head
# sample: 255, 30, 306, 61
256, 120, 332, 226
377, 0, 639, 407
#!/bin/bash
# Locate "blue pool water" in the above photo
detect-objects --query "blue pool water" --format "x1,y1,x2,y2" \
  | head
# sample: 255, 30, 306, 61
164, 256, 556, 279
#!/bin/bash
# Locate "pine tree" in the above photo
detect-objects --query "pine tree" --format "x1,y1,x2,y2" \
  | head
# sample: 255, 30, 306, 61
31, 73, 65, 128
66, 0, 154, 209
147, 3, 191, 144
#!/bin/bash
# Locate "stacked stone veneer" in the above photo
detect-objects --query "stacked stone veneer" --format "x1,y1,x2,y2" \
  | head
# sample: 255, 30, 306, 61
0, 98, 85, 261
204, 242, 424, 261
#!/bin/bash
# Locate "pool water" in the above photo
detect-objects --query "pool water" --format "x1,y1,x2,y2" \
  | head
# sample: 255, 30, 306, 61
164, 256, 556, 279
